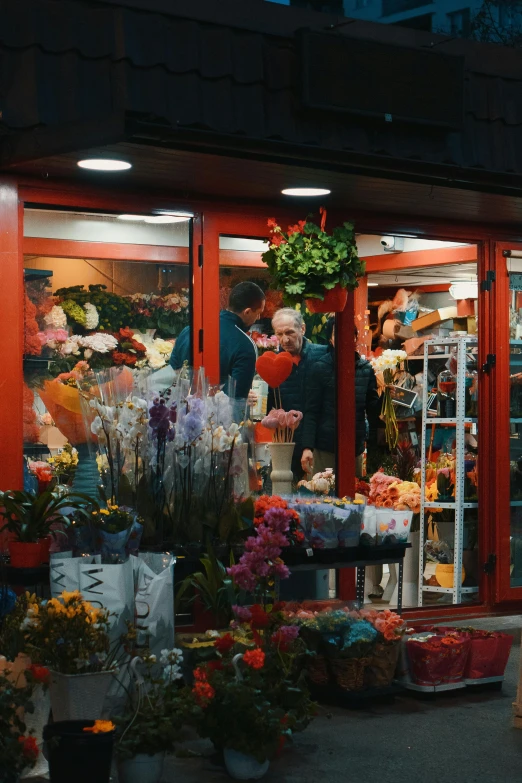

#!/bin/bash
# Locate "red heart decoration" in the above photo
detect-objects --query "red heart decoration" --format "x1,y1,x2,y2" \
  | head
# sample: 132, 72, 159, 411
256, 351, 293, 388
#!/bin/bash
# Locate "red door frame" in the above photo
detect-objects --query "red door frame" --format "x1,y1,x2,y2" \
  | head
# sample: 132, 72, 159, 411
4, 173, 522, 614
493, 242, 522, 604
362, 239, 498, 616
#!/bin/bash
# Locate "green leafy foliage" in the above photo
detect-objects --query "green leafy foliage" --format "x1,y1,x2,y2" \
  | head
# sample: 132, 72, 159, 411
263, 220, 365, 307
175, 545, 238, 627
115, 654, 184, 760
0, 670, 37, 783
54, 284, 132, 332
0, 489, 97, 543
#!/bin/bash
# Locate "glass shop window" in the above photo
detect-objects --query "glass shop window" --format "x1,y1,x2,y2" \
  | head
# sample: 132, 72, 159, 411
22, 208, 192, 490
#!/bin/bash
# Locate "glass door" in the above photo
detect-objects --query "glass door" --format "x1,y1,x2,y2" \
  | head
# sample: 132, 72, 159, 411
495, 243, 522, 602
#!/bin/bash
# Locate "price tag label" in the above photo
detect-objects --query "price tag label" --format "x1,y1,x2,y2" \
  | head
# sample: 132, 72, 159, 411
306, 548, 313, 557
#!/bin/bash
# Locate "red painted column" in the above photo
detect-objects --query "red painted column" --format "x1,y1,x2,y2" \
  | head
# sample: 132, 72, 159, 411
201, 213, 221, 384
337, 290, 356, 599
0, 178, 23, 490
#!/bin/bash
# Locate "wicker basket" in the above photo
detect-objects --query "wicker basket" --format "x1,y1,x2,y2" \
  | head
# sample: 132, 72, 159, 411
329, 657, 369, 691
364, 642, 401, 688
307, 655, 330, 686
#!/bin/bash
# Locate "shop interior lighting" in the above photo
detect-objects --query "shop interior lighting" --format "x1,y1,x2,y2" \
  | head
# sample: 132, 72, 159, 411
155, 210, 194, 218
78, 159, 132, 171
144, 215, 190, 223
367, 282, 379, 286
117, 214, 146, 221
281, 187, 331, 196
449, 281, 478, 300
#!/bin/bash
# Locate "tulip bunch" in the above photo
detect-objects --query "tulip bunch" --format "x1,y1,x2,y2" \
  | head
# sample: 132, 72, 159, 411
261, 408, 303, 444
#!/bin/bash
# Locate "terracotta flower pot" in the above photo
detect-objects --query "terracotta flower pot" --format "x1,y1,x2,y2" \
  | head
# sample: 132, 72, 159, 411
305, 284, 348, 314
39, 537, 52, 564
9, 541, 42, 568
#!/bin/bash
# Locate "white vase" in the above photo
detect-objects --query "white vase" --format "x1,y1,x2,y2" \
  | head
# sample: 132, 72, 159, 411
388, 530, 420, 608
22, 684, 50, 778
268, 442, 295, 496
49, 670, 113, 722
118, 752, 165, 783
224, 748, 270, 780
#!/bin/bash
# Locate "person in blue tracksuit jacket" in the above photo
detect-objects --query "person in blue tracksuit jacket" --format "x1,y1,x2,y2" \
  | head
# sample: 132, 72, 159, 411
170, 282, 265, 403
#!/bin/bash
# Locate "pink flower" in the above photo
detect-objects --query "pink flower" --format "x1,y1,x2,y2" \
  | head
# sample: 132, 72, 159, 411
232, 605, 252, 622
261, 416, 278, 430
285, 410, 303, 428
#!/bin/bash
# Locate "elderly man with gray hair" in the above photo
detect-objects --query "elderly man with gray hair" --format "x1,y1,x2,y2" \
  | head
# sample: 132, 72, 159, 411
270, 307, 327, 481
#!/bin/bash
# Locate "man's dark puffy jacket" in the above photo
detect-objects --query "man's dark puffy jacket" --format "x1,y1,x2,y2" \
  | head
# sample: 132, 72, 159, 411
170, 311, 256, 400
301, 349, 381, 455
269, 340, 327, 454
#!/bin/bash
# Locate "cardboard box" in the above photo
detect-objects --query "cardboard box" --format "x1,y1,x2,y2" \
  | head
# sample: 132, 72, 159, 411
453, 316, 477, 334
411, 306, 458, 332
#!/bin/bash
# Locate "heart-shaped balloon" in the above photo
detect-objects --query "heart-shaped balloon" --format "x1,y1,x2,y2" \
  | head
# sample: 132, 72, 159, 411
256, 351, 293, 388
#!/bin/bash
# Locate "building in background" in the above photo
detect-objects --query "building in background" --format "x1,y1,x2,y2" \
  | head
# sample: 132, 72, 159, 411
267, 0, 514, 36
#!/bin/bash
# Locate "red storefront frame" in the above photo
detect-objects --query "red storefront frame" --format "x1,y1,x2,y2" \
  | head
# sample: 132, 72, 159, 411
2, 174, 522, 618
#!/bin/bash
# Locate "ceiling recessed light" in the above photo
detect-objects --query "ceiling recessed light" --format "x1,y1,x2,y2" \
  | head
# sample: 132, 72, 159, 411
281, 187, 331, 197
78, 159, 132, 171
144, 215, 190, 224
155, 210, 194, 218
117, 214, 146, 221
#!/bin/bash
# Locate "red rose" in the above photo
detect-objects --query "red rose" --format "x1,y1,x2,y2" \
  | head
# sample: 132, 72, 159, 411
28, 664, 50, 684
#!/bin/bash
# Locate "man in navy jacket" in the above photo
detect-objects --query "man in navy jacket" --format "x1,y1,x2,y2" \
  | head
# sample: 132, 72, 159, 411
270, 308, 327, 480
170, 281, 265, 402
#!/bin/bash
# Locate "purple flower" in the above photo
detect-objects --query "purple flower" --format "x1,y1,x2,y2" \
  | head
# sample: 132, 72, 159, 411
232, 605, 252, 622
188, 396, 205, 416
149, 398, 172, 439
181, 412, 204, 442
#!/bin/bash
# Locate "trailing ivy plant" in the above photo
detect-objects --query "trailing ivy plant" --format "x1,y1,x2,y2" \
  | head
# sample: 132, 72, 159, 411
262, 216, 365, 306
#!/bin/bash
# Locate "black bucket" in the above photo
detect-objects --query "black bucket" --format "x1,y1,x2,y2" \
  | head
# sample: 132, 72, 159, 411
43, 721, 114, 783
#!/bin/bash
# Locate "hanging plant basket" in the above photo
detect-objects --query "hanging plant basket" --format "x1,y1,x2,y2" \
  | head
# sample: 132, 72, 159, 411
262, 211, 364, 308
305, 284, 348, 314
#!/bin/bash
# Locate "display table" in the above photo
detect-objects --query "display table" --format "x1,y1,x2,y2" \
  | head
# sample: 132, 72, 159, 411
288, 543, 411, 614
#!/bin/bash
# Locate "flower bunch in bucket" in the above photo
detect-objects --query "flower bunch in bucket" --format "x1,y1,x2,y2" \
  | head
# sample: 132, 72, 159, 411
369, 350, 408, 449
20, 590, 123, 675
261, 409, 302, 444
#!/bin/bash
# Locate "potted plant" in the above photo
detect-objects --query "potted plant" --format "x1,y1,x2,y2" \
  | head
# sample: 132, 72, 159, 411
90, 504, 143, 561
43, 719, 115, 783
115, 649, 184, 783
179, 605, 314, 779
20, 590, 127, 721
262, 214, 364, 312
0, 488, 95, 568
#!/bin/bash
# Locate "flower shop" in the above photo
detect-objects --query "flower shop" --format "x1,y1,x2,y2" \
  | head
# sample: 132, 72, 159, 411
2, 0, 522, 777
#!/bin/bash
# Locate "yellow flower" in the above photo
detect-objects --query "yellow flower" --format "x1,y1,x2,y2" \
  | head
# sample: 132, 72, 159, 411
61, 590, 82, 604
99, 509, 110, 516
